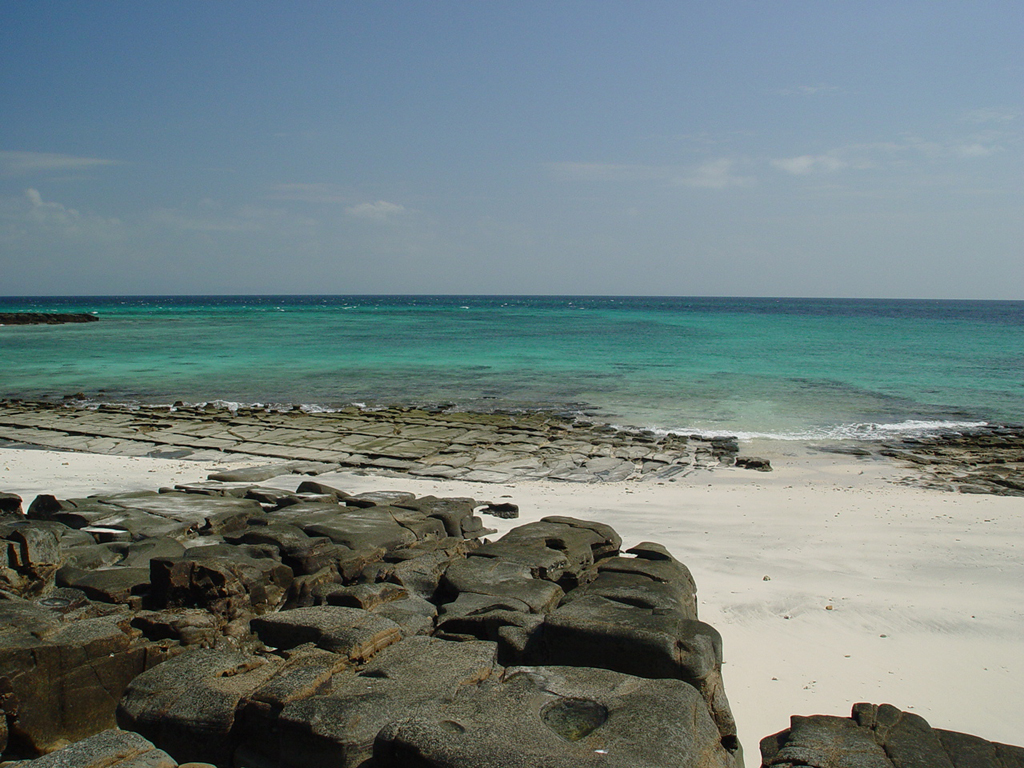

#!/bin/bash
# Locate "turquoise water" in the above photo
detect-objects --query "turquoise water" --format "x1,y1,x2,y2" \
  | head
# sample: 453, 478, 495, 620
1, 295, 1022, 439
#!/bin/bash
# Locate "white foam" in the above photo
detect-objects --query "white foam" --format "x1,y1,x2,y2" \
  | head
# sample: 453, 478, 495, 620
616, 419, 991, 442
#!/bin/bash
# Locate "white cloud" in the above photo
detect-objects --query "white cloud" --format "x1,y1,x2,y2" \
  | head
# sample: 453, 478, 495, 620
675, 159, 755, 189
961, 108, 1018, 125
955, 143, 998, 159
772, 127, 1009, 177
25, 187, 82, 225
0, 150, 119, 176
345, 200, 406, 220
0, 188, 123, 241
771, 154, 849, 175
547, 159, 755, 190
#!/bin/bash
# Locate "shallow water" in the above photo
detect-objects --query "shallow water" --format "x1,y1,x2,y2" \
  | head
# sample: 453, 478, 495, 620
2, 295, 1022, 439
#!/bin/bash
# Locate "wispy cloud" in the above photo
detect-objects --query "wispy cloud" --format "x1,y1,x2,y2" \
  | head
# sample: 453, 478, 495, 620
0, 188, 124, 239
772, 128, 1010, 176
961, 108, 1018, 125
771, 154, 849, 175
674, 159, 755, 189
548, 159, 755, 189
0, 151, 119, 176
345, 200, 406, 221
25, 187, 79, 224
771, 84, 840, 97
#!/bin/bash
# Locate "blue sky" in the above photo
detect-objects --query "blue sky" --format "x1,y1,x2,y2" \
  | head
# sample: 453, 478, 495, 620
1, 2, 1020, 297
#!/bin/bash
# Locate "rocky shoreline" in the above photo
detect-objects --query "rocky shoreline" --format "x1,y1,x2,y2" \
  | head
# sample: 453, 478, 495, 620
811, 424, 1024, 497
3, 400, 1024, 496
0, 313, 98, 325
0, 400, 762, 484
1, 471, 1020, 767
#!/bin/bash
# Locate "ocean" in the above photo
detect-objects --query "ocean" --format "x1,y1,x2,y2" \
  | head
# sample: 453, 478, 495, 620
2, 295, 1022, 440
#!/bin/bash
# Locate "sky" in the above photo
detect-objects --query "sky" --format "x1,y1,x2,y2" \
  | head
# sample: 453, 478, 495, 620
1, 2, 1021, 298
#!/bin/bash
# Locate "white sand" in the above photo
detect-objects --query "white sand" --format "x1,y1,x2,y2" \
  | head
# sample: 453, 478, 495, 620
2, 443, 1021, 758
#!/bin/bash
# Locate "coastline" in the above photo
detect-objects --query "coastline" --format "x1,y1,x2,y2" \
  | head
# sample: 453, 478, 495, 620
1, 406, 1022, 757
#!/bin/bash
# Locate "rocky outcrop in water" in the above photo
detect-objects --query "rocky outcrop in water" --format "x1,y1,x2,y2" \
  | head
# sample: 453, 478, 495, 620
0, 480, 741, 767
0, 313, 98, 325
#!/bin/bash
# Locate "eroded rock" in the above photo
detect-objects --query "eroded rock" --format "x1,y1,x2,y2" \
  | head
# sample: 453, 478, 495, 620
760, 703, 1024, 768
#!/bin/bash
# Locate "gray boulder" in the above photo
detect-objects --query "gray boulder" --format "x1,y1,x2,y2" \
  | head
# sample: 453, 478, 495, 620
117, 649, 277, 766
251, 605, 402, 660
394, 495, 478, 537
561, 541, 699, 618
441, 557, 565, 614
0, 521, 62, 597
760, 703, 1024, 768
374, 665, 740, 768
369, 593, 438, 637
28, 492, 261, 542
382, 537, 477, 599
0, 492, 23, 517
15, 728, 177, 768
224, 522, 344, 576
149, 550, 293, 619
272, 503, 422, 552
541, 594, 736, 745
0, 599, 172, 757
270, 637, 499, 768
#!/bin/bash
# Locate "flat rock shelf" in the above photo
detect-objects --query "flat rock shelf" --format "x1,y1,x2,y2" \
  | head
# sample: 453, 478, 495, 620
0, 401, 749, 484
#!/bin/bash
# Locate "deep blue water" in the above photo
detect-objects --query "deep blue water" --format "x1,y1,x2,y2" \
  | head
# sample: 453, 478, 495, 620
2, 295, 1022, 439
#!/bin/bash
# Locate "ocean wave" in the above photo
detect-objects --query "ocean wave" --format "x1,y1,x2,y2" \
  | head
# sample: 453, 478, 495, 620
631, 419, 991, 442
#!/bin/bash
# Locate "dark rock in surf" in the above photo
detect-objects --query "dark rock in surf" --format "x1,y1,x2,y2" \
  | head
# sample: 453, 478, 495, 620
0, 313, 98, 325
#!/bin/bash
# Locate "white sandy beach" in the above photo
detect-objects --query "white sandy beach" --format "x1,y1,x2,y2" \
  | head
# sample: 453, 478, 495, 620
2, 443, 1021, 759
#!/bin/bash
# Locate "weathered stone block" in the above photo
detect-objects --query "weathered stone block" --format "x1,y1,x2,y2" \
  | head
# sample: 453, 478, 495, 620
251, 606, 402, 660
273, 637, 498, 768
149, 552, 293, 620
17, 728, 177, 768
441, 558, 564, 614
0, 601, 169, 757
374, 665, 740, 768
117, 649, 276, 766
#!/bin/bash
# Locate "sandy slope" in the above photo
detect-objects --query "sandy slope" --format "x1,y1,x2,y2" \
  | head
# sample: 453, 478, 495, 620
2, 443, 1021, 758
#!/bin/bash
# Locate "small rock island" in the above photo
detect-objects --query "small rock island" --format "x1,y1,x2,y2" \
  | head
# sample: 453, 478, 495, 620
0, 313, 99, 325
